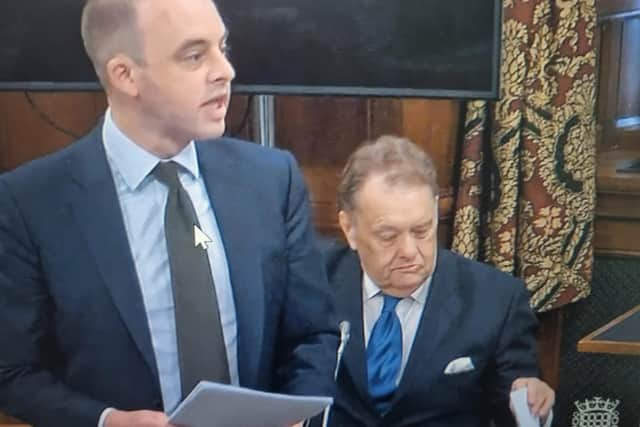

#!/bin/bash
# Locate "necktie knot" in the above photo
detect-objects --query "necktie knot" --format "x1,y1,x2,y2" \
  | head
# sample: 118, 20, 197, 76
153, 161, 181, 190
381, 294, 401, 313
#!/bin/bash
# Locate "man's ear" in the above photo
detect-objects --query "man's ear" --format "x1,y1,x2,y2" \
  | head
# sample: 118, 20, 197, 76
338, 210, 357, 251
105, 54, 140, 97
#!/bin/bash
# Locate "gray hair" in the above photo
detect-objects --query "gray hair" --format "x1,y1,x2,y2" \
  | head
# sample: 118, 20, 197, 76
338, 135, 439, 212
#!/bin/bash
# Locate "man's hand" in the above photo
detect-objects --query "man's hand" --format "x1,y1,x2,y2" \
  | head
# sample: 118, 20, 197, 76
511, 377, 555, 419
105, 409, 178, 427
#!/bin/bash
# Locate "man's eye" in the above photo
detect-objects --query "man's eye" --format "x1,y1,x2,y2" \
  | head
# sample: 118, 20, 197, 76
185, 52, 204, 62
414, 229, 429, 238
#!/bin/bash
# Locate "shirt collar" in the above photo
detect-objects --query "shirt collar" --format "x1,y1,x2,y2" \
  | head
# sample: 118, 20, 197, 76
102, 108, 200, 191
362, 249, 438, 306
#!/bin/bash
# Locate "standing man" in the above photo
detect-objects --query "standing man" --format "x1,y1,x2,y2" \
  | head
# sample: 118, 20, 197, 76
321, 135, 554, 426
0, 0, 337, 426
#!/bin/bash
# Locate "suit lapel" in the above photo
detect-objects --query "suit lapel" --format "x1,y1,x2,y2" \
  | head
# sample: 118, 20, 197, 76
333, 250, 373, 408
67, 128, 159, 381
391, 249, 463, 406
196, 140, 264, 388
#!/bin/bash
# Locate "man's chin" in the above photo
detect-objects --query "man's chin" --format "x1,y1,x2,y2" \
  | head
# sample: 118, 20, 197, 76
195, 122, 226, 140
391, 273, 429, 291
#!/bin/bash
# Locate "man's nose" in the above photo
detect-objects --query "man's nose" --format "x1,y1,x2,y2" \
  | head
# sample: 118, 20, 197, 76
397, 234, 418, 259
207, 50, 236, 84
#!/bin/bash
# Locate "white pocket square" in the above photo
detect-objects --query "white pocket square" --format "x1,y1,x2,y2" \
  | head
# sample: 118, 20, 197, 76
444, 356, 475, 375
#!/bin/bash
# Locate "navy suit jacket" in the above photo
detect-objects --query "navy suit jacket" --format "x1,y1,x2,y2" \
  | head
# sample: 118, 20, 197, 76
320, 241, 539, 427
0, 124, 338, 427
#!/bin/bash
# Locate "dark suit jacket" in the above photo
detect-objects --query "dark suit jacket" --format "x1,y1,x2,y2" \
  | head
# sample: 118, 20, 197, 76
0, 124, 339, 427
320, 240, 539, 427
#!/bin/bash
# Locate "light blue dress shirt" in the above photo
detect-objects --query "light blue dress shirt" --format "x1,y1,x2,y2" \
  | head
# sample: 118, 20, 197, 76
99, 110, 239, 421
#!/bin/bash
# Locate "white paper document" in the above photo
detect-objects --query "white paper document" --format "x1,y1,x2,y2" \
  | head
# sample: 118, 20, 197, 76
169, 381, 332, 427
510, 387, 539, 427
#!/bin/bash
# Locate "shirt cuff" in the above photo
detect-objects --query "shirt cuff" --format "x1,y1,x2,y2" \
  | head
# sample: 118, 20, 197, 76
98, 407, 115, 427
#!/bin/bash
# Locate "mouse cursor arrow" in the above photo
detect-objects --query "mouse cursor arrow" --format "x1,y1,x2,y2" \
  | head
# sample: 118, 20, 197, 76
193, 225, 213, 250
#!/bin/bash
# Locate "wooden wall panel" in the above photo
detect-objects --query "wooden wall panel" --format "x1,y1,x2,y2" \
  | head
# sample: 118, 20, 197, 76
537, 310, 563, 390
0, 91, 106, 172
0, 91, 459, 239
596, 19, 622, 150
274, 96, 370, 238
0, 92, 253, 174
225, 94, 254, 141
594, 149, 640, 257
598, 0, 640, 17
596, 2, 640, 152
617, 17, 640, 120
594, 0, 640, 256
275, 96, 460, 239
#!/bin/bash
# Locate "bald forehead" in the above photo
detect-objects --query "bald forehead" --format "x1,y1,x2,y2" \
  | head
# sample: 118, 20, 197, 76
134, 0, 225, 48
133, 0, 230, 69
135, 0, 220, 25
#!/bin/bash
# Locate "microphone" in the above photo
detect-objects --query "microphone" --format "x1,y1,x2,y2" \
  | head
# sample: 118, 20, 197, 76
302, 321, 351, 427
320, 320, 351, 427
334, 321, 351, 380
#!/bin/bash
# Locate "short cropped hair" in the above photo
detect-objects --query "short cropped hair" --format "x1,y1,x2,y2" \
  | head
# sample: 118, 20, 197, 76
80, 0, 145, 82
338, 135, 439, 212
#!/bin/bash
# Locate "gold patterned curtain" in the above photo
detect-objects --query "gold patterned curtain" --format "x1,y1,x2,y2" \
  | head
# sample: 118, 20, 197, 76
451, 0, 597, 312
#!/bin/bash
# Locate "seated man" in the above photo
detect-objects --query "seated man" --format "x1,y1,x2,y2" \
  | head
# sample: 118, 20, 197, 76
321, 135, 554, 427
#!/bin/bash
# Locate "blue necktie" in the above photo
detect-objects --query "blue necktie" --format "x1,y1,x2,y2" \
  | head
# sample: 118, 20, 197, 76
367, 294, 402, 414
